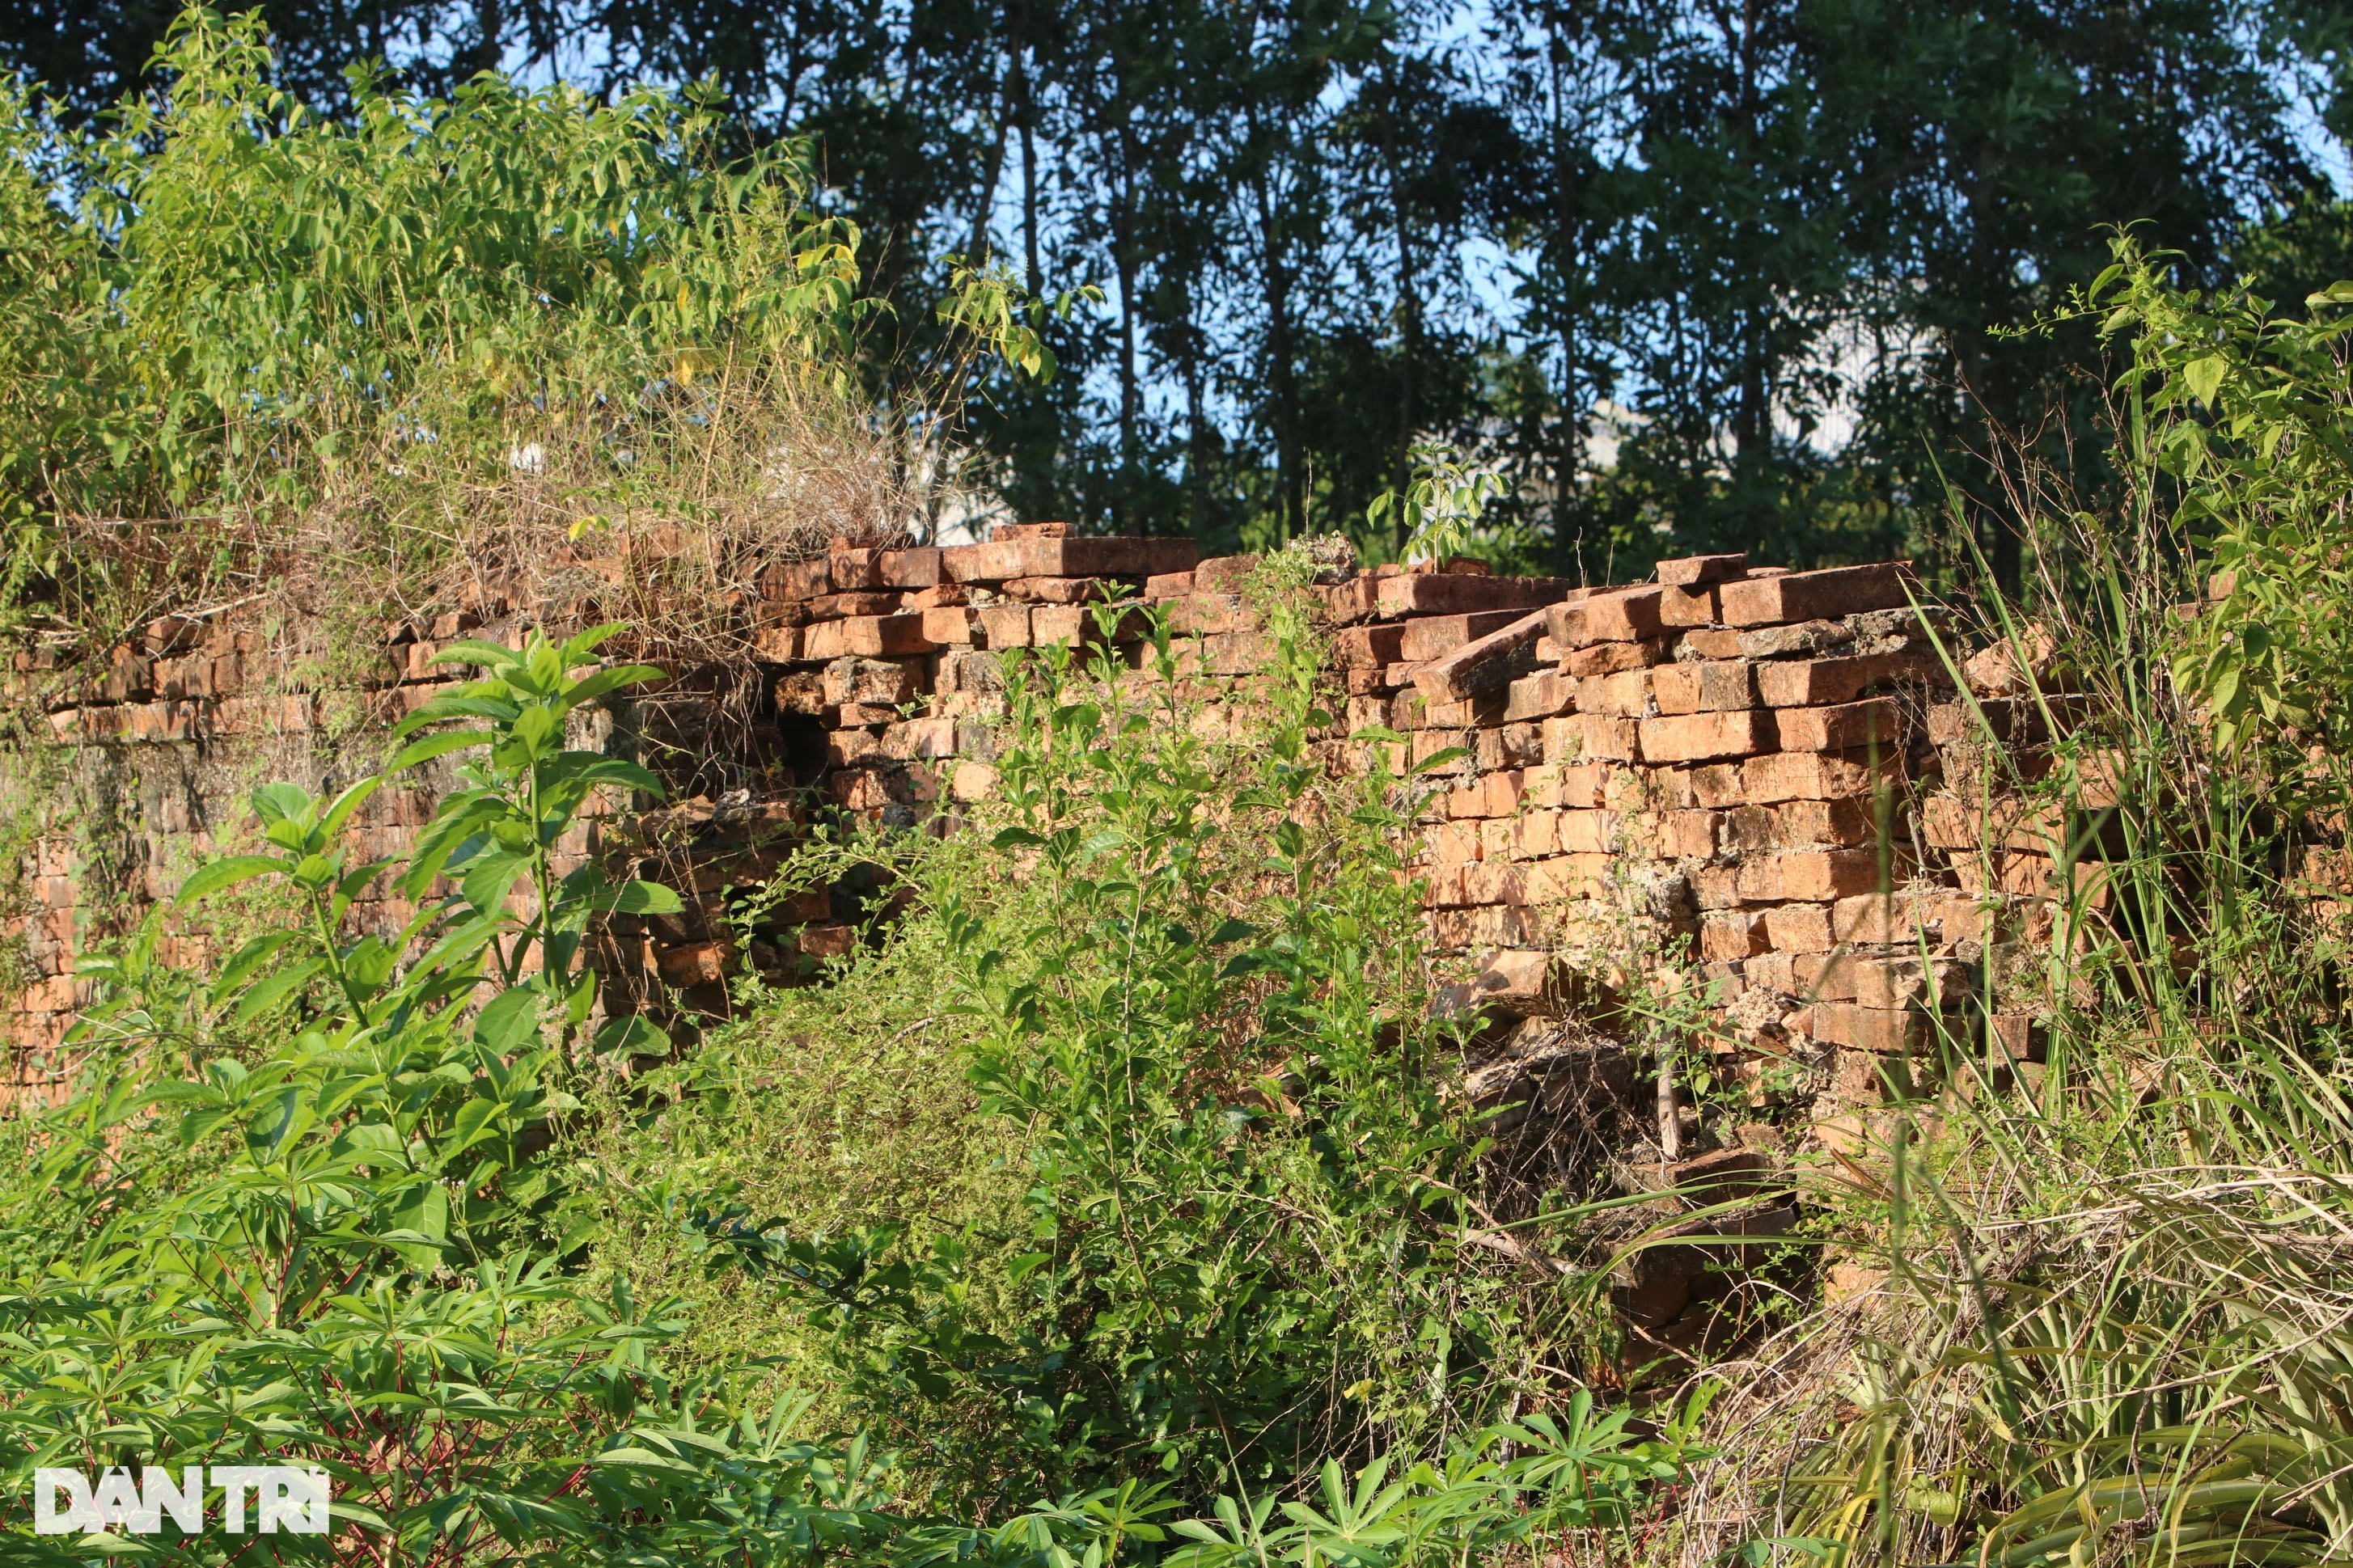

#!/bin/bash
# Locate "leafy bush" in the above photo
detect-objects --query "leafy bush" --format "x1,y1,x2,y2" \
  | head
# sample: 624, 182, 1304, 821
0, 6, 1053, 660
1681, 243, 2353, 1568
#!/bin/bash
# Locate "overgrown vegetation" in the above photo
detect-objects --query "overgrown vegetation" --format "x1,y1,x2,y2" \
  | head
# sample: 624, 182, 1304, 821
0, 9, 1053, 674
1677, 243, 2353, 1568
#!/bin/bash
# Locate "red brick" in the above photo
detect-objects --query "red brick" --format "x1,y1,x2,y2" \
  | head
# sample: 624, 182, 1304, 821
1657, 585, 1719, 627
1576, 669, 1650, 717
1650, 661, 1757, 715
1563, 639, 1671, 677
1194, 554, 1259, 592
1811, 1003, 1927, 1054
1557, 809, 1616, 853
1504, 670, 1576, 721
1763, 904, 1836, 952
1416, 608, 1551, 703
1772, 697, 1901, 752
1547, 585, 1663, 646
1163, 593, 1255, 635
1661, 809, 1721, 858
1656, 552, 1749, 586
1378, 574, 1572, 616
1335, 623, 1407, 667
1832, 891, 1923, 945
943, 535, 1197, 583
878, 547, 942, 587
1639, 710, 1775, 763
812, 591, 904, 618
1677, 628, 1745, 660
1006, 576, 1117, 604
882, 718, 959, 760
1770, 849, 1885, 901
825, 615, 938, 657
1718, 563, 1917, 627
975, 606, 1033, 648
1756, 650, 1940, 708
1145, 571, 1195, 598
922, 608, 979, 645
753, 626, 803, 661
829, 547, 886, 590
1700, 910, 1771, 961
1740, 749, 1896, 803
1399, 610, 1526, 663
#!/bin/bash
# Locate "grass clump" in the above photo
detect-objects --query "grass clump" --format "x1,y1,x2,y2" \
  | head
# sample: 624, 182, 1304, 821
1674, 242, 2353, 1568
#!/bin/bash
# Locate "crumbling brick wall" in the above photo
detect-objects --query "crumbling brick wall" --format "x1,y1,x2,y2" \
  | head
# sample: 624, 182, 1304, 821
4, 525, 2054, 1147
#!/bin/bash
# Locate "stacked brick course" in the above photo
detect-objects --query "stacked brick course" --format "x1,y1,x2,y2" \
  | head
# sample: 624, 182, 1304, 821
6, 526, 2062, 1153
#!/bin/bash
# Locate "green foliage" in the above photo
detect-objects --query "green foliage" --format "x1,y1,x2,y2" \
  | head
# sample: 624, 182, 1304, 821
688, 593, 1537, 1513
1703, 247, 2353, 1568
0, 9, 861, 526
2069, 241, 2353, 790
0, 630, 747, 1564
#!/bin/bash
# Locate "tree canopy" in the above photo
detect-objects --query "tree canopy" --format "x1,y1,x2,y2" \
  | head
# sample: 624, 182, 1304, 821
2, 0, 2348, 575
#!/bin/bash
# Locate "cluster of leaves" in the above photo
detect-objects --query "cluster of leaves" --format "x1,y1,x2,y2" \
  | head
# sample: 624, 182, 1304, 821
0, 11, 861, 526
2070, 243, 2353, 803
0, 630, 800, 1566
689, 590, 1550, 1515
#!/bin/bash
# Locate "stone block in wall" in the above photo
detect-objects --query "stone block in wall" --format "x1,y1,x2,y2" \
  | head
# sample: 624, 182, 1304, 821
1193, 554, 1259, 593
1650, 661, 1758, 715
1661, 809, 1720, 858
1729, 797, 1878, 851
1334, 623, 1406, 668
1676, 628, 1744, 661
1734, 619, 1853, 659
822, 658, 920, 707
1737, 848, 1884, 902
830, 548, 886, 590
950, 761, 997, 801
1160, 593, 1252, 635
1554, 808, 1616, 856
1378, 573, 1572, 617
1526, 762, 1606, 809
827, 729, 883, 767
1830, 888, 1929, 945
1411, 729, 1475, 772
1756, 650, 1940, 708
944, 536, 1199, 583
973, 605, 1031, 648
1548, 585, 1663, 647
1543, 713, 1639, 763
1145, 571, 1195, 598
754, 627, 803, 661
1692, 864, 1741, 909
761, 560, 833, 598
1416, 608, 1551, 703
1007, 576, 1120, 604
1718, 563, 1916, 627
882, 719, 959, 760
1852, 955, 1968, 1010
920, 607, 978, 645
1639, 710, 1775, 764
